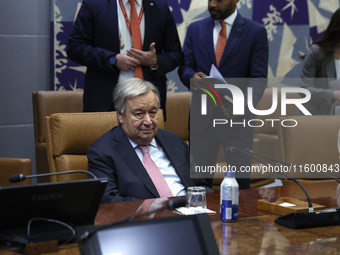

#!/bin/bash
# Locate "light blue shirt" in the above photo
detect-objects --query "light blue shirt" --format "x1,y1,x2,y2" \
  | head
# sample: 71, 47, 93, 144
128, 138, 187, 196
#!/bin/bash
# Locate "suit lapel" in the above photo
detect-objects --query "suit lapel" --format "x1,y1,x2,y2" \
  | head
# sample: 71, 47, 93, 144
106, 0, 120, 50
155, 131, 190, 188
204, 18, 217, 66
113, 126, 159, 197
219, 13, 245, 68
142, 0, 154, 50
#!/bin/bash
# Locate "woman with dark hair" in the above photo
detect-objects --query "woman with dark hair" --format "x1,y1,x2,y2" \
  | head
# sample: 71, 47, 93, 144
300, 9, 340, 115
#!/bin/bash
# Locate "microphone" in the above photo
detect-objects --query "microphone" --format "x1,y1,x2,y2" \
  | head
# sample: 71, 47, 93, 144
226, 147, 340, 229
9, 170, 97, 183
78, 197, 187, 242
225, 146, 314, 213
168, 197, 187, 210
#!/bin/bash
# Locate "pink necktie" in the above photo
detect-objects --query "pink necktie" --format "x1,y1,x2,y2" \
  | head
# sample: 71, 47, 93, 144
139, 145, 173, 197
216, 21, 227, 67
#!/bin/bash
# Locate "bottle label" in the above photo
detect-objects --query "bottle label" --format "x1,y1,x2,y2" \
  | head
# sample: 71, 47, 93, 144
221, 186, 232, 200
220, 200, 238, 222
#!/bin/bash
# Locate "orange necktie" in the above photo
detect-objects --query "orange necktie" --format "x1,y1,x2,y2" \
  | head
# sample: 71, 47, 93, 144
216, 21, 227, 67
129, 0, 144, 79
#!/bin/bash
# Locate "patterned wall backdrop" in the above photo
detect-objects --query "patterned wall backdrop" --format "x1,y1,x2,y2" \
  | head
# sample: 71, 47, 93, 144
51, 0, 339, 92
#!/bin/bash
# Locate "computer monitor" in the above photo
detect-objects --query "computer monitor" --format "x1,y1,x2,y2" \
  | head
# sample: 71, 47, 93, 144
0, 178, 107, 246
79, 213, 219, 255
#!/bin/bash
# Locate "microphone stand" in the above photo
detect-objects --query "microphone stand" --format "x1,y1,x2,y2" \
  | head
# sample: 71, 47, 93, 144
9, 170, 97, 183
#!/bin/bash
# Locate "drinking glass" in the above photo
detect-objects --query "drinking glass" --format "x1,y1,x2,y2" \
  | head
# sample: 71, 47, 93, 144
186, 186, 207, 213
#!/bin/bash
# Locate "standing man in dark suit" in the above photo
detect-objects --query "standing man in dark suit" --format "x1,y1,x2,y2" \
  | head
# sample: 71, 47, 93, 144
67, 0, 183, 114
179, 0, 268, 189
87, 78, 212, 203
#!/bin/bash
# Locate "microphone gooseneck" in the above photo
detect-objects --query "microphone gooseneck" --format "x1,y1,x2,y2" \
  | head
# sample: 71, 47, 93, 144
9, 170, 97, 183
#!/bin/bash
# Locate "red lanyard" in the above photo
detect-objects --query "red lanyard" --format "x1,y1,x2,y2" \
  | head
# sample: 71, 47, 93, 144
118, 0, 144, 35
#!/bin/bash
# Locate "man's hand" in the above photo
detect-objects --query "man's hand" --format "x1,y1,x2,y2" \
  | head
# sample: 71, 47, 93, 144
333, 90, 340, 102
126, 42, 157, 68
192, 72, 207, 79
221, 105, 234, 119
115, 53, 140, 71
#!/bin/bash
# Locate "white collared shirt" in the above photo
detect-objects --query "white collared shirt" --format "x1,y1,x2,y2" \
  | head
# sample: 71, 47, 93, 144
213, 10, 238, 52
335, 58, 340, 79
128, 138, 187, 197
117, 0, 145, 84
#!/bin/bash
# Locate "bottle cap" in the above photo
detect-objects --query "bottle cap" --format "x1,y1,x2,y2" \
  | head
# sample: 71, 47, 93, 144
225, 171, 236, 177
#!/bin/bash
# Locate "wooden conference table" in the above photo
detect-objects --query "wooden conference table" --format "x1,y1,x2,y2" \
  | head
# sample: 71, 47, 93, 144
2, 180, 340, 254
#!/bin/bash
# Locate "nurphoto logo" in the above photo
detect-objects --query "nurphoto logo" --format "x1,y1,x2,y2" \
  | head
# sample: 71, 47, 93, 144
193, 79, 312, 128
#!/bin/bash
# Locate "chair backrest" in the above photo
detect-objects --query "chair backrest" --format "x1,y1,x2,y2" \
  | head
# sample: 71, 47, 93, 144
45, 110, 164, 182
278, 115, 340, 179
0, 158, 32, 186
165, 92, 190, 143
32, 90, 83, 176
254, 87, 301, 135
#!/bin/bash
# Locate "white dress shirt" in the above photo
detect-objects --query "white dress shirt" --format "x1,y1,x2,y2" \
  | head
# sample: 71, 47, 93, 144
335, 58, 340, 80
117, 0, 145, 84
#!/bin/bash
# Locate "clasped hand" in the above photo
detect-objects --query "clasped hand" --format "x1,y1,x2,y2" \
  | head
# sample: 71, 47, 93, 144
115, 42, 157, 71
333, 90, 340, 102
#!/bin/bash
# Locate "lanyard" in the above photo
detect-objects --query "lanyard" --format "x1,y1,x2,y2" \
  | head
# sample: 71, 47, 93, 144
118, 0, 144, 35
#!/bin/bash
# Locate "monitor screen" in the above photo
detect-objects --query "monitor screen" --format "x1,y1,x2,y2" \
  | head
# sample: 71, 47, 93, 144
79, 214, 219, 255
0, 178, 107, 230
0, 178, 108, 246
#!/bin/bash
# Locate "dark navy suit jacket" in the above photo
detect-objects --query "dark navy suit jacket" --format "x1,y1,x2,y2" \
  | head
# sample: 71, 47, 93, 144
87, 125, 211, 203
179, 13, 268, 136
67, 0, 183, 113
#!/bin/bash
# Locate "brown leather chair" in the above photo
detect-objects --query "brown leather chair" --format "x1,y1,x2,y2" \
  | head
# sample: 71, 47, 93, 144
165, 92, 190, 143
0, 158, 32, 186
44, 110, 164, 182
32, 90, 83, 180
278, 115, 340, 185
213, 87, 301, 191
253, 87, 301, 161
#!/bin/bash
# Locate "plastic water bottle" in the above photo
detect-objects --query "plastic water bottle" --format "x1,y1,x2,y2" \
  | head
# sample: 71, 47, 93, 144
220, 171, 239, 222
